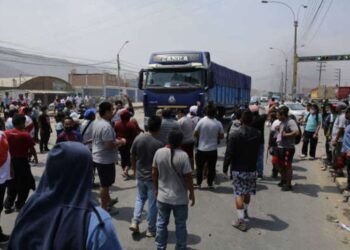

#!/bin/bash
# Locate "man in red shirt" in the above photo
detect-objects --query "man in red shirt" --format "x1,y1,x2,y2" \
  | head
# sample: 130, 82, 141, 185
114, 109, 140, 178
4, 114, 38, 214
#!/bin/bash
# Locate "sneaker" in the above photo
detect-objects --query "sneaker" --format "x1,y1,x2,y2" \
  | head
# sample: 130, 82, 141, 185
281, 185, 293, 192
232, 219, 247, 232
309, 156, 316, 160
300, 154, 306, 158
129, 222, 139, 233
257, 175, 264, 180
244, 210, 249, 219
277, 181, 286, 187
145, 230, 156, 238
0, 231, 9, 244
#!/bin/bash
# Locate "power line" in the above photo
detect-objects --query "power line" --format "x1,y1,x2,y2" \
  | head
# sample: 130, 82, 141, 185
301, 0, 325, 42
307, 0, 334, 43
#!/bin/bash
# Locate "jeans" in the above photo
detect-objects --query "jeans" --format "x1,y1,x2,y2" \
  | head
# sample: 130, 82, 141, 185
156, 201, 188, 250
40, 130, 50, 151
195, 150, 217, 186
132, 180, 157, 233
256, 144, 264, 176
302, 131, 318, 157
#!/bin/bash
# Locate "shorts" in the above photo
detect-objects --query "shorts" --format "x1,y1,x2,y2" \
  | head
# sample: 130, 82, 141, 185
94, 162, 116, 187
277, 148, 295, 168
232, 171, 257, 196
118, 145, 131, 168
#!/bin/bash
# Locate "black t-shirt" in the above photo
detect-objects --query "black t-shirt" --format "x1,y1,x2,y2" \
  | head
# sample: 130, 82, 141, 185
251, 114, 267, 143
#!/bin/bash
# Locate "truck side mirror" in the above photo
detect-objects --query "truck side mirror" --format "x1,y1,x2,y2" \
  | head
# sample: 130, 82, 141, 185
138, 70, 145, 90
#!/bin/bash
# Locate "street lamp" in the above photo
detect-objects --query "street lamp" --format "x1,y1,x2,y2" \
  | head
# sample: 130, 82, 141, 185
270, 47, 288, 100
262, 1, 307, 99
117, 40, 130, 85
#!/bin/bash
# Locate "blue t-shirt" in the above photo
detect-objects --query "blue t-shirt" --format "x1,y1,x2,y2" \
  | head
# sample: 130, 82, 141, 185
342, 124, 350, 153
87, 207, 123, 250
305, 113, 322, 132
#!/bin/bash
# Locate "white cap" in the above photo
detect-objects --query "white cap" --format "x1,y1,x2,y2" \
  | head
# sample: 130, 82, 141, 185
189, 105, 198, 115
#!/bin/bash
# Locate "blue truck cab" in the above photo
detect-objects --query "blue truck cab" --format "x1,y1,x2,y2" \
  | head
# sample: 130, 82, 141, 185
138, 51, 251, 127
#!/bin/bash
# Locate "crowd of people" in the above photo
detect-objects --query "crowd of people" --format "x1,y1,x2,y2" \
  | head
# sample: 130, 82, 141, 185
0, 92, 350, 249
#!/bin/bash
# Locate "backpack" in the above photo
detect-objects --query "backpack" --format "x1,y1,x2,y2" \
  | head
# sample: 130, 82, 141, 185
286, 117, 302, 145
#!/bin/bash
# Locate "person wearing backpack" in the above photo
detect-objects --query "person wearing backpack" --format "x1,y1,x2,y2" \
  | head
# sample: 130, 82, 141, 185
152, 129, 195, 250
300, 104, 322, 160
276, 106, 300, 191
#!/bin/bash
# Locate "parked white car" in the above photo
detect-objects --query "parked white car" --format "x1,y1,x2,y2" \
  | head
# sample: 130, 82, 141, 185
283, 102, 306, 122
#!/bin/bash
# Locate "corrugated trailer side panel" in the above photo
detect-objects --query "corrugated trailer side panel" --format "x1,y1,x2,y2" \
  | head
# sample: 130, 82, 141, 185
209, 62, 251, 106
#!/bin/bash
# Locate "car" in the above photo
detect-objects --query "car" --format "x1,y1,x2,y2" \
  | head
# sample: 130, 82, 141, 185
283, 102, 306, 122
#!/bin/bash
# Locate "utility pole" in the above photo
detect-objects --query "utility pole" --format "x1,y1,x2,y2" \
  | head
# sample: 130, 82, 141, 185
280, 71, 284, 97
334, 68, 341, 87
316, 62, 326, 88
292, 20, 298, 99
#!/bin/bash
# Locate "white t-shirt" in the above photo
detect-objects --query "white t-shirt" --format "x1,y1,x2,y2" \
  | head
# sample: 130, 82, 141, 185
25, 115, 35, 138
178, 116, 194, 144
271, 120, 281, 132
332, 113, 347, 142
0, 132, 12, 184
194, 116, 224, 151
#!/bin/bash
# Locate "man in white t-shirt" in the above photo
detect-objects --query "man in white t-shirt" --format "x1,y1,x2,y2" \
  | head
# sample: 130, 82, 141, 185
193, 103, 224, 189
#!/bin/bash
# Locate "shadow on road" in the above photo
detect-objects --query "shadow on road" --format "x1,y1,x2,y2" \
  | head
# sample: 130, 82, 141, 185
293, 165, 307, 172
166, 231, 201, 245
292, 184, 340, 197
111, 206, 134, 222
212, 184, 268, 194
249, 214, 289, 231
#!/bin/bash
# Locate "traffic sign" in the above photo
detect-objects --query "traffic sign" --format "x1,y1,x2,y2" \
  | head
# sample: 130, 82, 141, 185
298, 55, 350, 62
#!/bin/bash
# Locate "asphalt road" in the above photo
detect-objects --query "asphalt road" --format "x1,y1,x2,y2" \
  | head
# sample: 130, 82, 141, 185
1, 109, 350, 250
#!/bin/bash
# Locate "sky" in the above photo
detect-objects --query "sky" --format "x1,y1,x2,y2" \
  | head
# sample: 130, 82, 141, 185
0, 0, 349, 92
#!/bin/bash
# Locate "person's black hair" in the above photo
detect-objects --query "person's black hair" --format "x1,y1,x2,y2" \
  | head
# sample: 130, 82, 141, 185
64, 116, 74, 122
278, 106, 289, 117
0, 117, 5, 131
9, 109, 18, 118
55, 112, 65, 122
234, 110, 242, 120
99, 102, 113, 117
22, 107, 30, 114
65, 100, 72, 107
12, 114, 26, 127
311, 104, 319, 113
271, 98, 275, 102
270, 112, 277, 121
115, 100, 123, 106
162, 109, 172, 118
205, 101, 217, 118
346, 107, 350, 114
306, 103, 312, 107
148, 115, 162, 133
241, 110, 253, 125
168, 129, 184, 172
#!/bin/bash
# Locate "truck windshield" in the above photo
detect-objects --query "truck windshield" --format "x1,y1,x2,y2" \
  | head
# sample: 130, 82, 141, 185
146, 69, 203, 88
